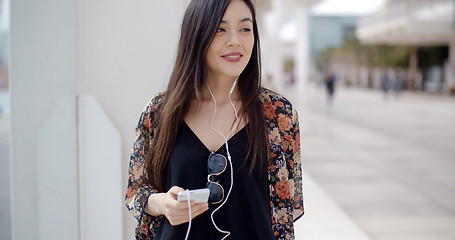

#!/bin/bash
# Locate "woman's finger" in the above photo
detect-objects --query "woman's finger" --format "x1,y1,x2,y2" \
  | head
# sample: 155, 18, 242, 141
167, 186, 185, 196
168, 204, 209, 225
191, 203, 209, 219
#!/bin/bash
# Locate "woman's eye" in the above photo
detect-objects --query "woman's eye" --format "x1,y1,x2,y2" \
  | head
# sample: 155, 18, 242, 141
216, 28, 225, 33
241, 27, 251, 32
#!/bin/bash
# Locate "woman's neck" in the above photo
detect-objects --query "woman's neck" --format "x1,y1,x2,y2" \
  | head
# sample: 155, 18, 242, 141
202, 75, 240, 104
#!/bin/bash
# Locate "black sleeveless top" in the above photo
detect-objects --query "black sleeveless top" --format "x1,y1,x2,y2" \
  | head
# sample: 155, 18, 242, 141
154, 122, 274, 240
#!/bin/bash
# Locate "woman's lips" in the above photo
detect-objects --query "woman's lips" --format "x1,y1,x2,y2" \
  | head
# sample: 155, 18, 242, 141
222, 52, 243, 63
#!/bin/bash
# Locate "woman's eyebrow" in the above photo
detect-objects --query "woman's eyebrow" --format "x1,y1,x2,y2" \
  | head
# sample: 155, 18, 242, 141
220, 18, 253, 24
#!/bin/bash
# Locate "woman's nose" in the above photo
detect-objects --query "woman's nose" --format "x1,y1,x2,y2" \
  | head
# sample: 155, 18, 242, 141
226, 32, 241, 47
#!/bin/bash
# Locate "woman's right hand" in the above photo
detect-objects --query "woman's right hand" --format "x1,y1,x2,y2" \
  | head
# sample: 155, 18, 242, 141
145, 186, 209, 226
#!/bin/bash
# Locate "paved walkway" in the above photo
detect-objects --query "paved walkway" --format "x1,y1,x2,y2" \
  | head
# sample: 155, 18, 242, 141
295, 173, 371, 240
290, 84, 455, 240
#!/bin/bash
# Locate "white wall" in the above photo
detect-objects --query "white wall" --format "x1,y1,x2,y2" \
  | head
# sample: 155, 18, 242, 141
10, 0, 79, 239
10, 0, 187, 239
78, 0, 187, 238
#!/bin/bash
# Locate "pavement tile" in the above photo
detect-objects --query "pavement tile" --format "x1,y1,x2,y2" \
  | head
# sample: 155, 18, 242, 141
356, 216, 455, 236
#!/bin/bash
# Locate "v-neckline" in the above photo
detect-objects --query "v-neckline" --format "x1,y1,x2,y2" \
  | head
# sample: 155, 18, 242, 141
182, 121, 248, 153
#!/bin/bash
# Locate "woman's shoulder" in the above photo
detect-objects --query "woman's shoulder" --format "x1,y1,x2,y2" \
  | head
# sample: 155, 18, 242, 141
259, 87, 295, 112
141, 91, 166, 114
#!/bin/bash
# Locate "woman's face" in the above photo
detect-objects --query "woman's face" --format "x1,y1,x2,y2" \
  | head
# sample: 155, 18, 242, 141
205, 0, 254, 81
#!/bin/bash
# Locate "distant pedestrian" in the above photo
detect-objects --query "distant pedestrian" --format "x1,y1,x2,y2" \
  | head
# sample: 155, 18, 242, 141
326, 71, 336, 105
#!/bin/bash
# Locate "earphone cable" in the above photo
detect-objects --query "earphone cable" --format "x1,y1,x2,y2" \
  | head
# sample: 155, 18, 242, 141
184, 190, 192, 240
182, 78, 239, 240
207, 78, 238, 240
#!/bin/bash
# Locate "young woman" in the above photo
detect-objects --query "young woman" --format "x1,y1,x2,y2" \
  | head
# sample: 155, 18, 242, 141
125, 0, 304, 239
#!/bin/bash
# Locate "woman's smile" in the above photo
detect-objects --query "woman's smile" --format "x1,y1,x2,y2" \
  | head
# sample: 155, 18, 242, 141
222, 52, 243, 62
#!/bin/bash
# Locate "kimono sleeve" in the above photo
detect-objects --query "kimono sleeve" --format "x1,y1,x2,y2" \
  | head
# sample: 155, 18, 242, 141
291, 108, 304, 221
125, 98, 163, 238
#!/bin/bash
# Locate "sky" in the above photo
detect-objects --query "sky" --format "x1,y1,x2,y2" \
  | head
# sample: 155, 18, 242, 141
311, 0, 384, 16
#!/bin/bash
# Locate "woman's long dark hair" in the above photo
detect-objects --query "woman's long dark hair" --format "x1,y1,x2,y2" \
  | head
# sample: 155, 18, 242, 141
145, 0, 267, 192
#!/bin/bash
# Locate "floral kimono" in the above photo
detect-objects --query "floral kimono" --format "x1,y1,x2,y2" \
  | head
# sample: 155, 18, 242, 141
126, 88, 304, 240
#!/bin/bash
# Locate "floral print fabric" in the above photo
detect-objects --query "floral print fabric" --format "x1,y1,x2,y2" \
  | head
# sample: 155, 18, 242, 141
260, 88, 304, 239
125, 88, 304, 240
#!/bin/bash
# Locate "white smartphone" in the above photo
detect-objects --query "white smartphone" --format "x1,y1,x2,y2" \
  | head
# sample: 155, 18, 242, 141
177, 188, 210, 203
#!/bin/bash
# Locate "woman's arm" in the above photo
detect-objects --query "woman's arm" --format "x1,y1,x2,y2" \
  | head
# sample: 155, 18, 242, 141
125, 95, 208, 238
125, 105, 161, 238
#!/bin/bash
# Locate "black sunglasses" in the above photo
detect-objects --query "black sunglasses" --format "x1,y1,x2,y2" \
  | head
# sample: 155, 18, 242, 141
206, 151, 227, 204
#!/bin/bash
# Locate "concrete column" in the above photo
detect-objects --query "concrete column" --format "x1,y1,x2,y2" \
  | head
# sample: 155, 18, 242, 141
294, 5, 310, 93
262, 0, 285, 92
449, 39, 455, 94
10, 0, 79, 239
261, 0, 312, 94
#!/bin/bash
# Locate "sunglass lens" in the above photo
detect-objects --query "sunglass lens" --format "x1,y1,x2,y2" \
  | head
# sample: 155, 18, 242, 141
208, 154, 226, 174
207, 182, 224, 204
